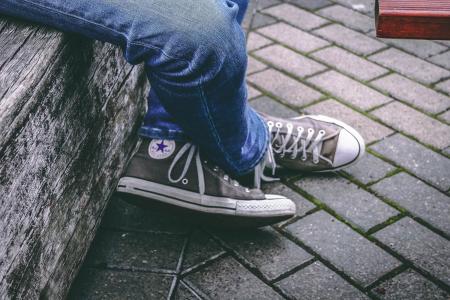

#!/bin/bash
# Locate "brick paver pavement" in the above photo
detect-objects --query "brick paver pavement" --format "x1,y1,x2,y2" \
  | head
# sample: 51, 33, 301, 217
69, 0, 450, 298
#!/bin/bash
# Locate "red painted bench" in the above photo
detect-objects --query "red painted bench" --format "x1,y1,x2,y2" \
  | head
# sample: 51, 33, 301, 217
376, 0, 450, 40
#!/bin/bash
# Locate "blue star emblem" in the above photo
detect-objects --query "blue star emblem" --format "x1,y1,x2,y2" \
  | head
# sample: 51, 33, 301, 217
156, 141, 168, 152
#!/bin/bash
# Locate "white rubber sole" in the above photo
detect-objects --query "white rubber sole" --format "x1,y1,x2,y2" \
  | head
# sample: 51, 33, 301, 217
292, 114, 366, 171
117, 177, 296, 218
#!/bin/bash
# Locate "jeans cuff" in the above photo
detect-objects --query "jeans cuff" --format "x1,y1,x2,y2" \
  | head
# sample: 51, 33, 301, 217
138, 126, 188, 142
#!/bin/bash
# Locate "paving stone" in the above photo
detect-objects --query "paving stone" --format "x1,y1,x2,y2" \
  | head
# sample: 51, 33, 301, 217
182, 231, 224, 270
371, 172, 450, 235
185, 256, 282, 299
247, 32, 273, 51
444, 147, 450, 156
317, 4, 373, 32
68, 268, 173, 300
372, 269, 449, 300
215, 227, 313, 281
242, 3, 254, 31
250, 96, 299, 118
254, 44, 327, 78
371, 101, 450, 149
295, 175, 398, 231
247, 56, 267, 74
438, 110, 450, 124
371, 74, 450, 114
258, 22, 330, 53
174, 281, 200, 300
251, 13, 278, 29
313, 24, 386, 55
436, 79, 450, 95
276, 261, 370, 300
344, 153, 396, 184
263, 3, 329, 30
436, 40, 450, 47
262, 182, 316, 217
429, 50, 450, 69
257, 0, 282, 10
305, 99, 393, 143
102, 195, 191, 234
381, 39, 448, 59
311, 46, 388, 81
370, 134, 450, 191
286, 0, 332, 10
332, 0, 375, 15
307, 70, 392, 110
285, 211, 400, 286
247, 85, 262, 99
369, 48, 450, 84
84, 229, 184, 271
248, 69, 323, 107
374, 217, 450, 286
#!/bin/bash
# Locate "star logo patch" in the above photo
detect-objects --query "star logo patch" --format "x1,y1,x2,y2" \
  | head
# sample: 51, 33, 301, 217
148, 139, 175, 159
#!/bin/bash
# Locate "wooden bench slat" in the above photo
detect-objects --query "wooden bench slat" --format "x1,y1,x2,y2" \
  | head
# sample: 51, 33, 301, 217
376, 0, 450, 40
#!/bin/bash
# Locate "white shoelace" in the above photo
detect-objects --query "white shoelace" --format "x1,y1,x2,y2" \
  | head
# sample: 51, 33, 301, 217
167, 143, 245, 195
256, 121, 329, 181
166, 122, 327, 193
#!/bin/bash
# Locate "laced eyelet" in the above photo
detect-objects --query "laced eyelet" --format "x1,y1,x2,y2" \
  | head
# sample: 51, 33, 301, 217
223, 175, 229, 181
233, 182, 239, 187
275, 122, 282, 128
301, 155, 307, 161
182, 178, 189, 184
245, 188, 250, 193
286, 123, 293, 129
313, 159, 319, 164
213, 166, 219, 172
308, 128, 314, 134
267, 121, 274, 126
319, 130, 325, 135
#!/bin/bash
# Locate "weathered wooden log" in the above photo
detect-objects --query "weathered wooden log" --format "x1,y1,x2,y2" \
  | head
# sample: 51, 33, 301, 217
0, 17, 148, 299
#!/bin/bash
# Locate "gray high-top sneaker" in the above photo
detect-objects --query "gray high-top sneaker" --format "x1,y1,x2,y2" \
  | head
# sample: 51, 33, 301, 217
117, 139, 296, 224
259, 112, 365, 173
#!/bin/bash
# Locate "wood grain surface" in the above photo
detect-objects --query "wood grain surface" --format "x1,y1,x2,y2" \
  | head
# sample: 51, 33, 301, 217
0, 17, 147, 299
376, 0, 450, 40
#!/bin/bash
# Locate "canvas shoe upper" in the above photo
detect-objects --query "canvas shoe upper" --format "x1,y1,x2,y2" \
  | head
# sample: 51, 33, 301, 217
117, 138, 296, 224
259, 112, 365, 173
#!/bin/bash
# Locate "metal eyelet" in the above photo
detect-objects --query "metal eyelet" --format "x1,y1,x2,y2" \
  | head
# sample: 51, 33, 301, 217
233, 182, 239, 187
319, 129, 325, 135
267, 121, 274, 126
213, 166, 219, 172
308, 128, 314, 133
182, 178, 189, 184
245, 188, 250, 193
224, 175, 229, 181
275, 122, 282, 128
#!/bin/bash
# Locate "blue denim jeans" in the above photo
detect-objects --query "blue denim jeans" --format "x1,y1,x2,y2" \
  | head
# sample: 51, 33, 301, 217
0, 0, 269, 176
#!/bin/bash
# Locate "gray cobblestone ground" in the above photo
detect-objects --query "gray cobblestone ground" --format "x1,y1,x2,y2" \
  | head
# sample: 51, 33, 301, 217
69, 0, 450, 298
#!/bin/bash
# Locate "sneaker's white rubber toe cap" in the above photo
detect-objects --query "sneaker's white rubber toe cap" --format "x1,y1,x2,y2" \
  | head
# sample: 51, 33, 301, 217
333, 127, 365, 168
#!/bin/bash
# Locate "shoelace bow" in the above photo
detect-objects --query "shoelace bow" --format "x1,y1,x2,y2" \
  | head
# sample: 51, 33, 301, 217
166, 120, 329, 194
167, 143, 248, 195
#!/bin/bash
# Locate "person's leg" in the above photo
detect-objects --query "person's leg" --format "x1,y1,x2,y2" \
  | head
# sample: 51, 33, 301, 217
141, 0, 253, 163
0, 0, 298, 224
0, 0, 268, 177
